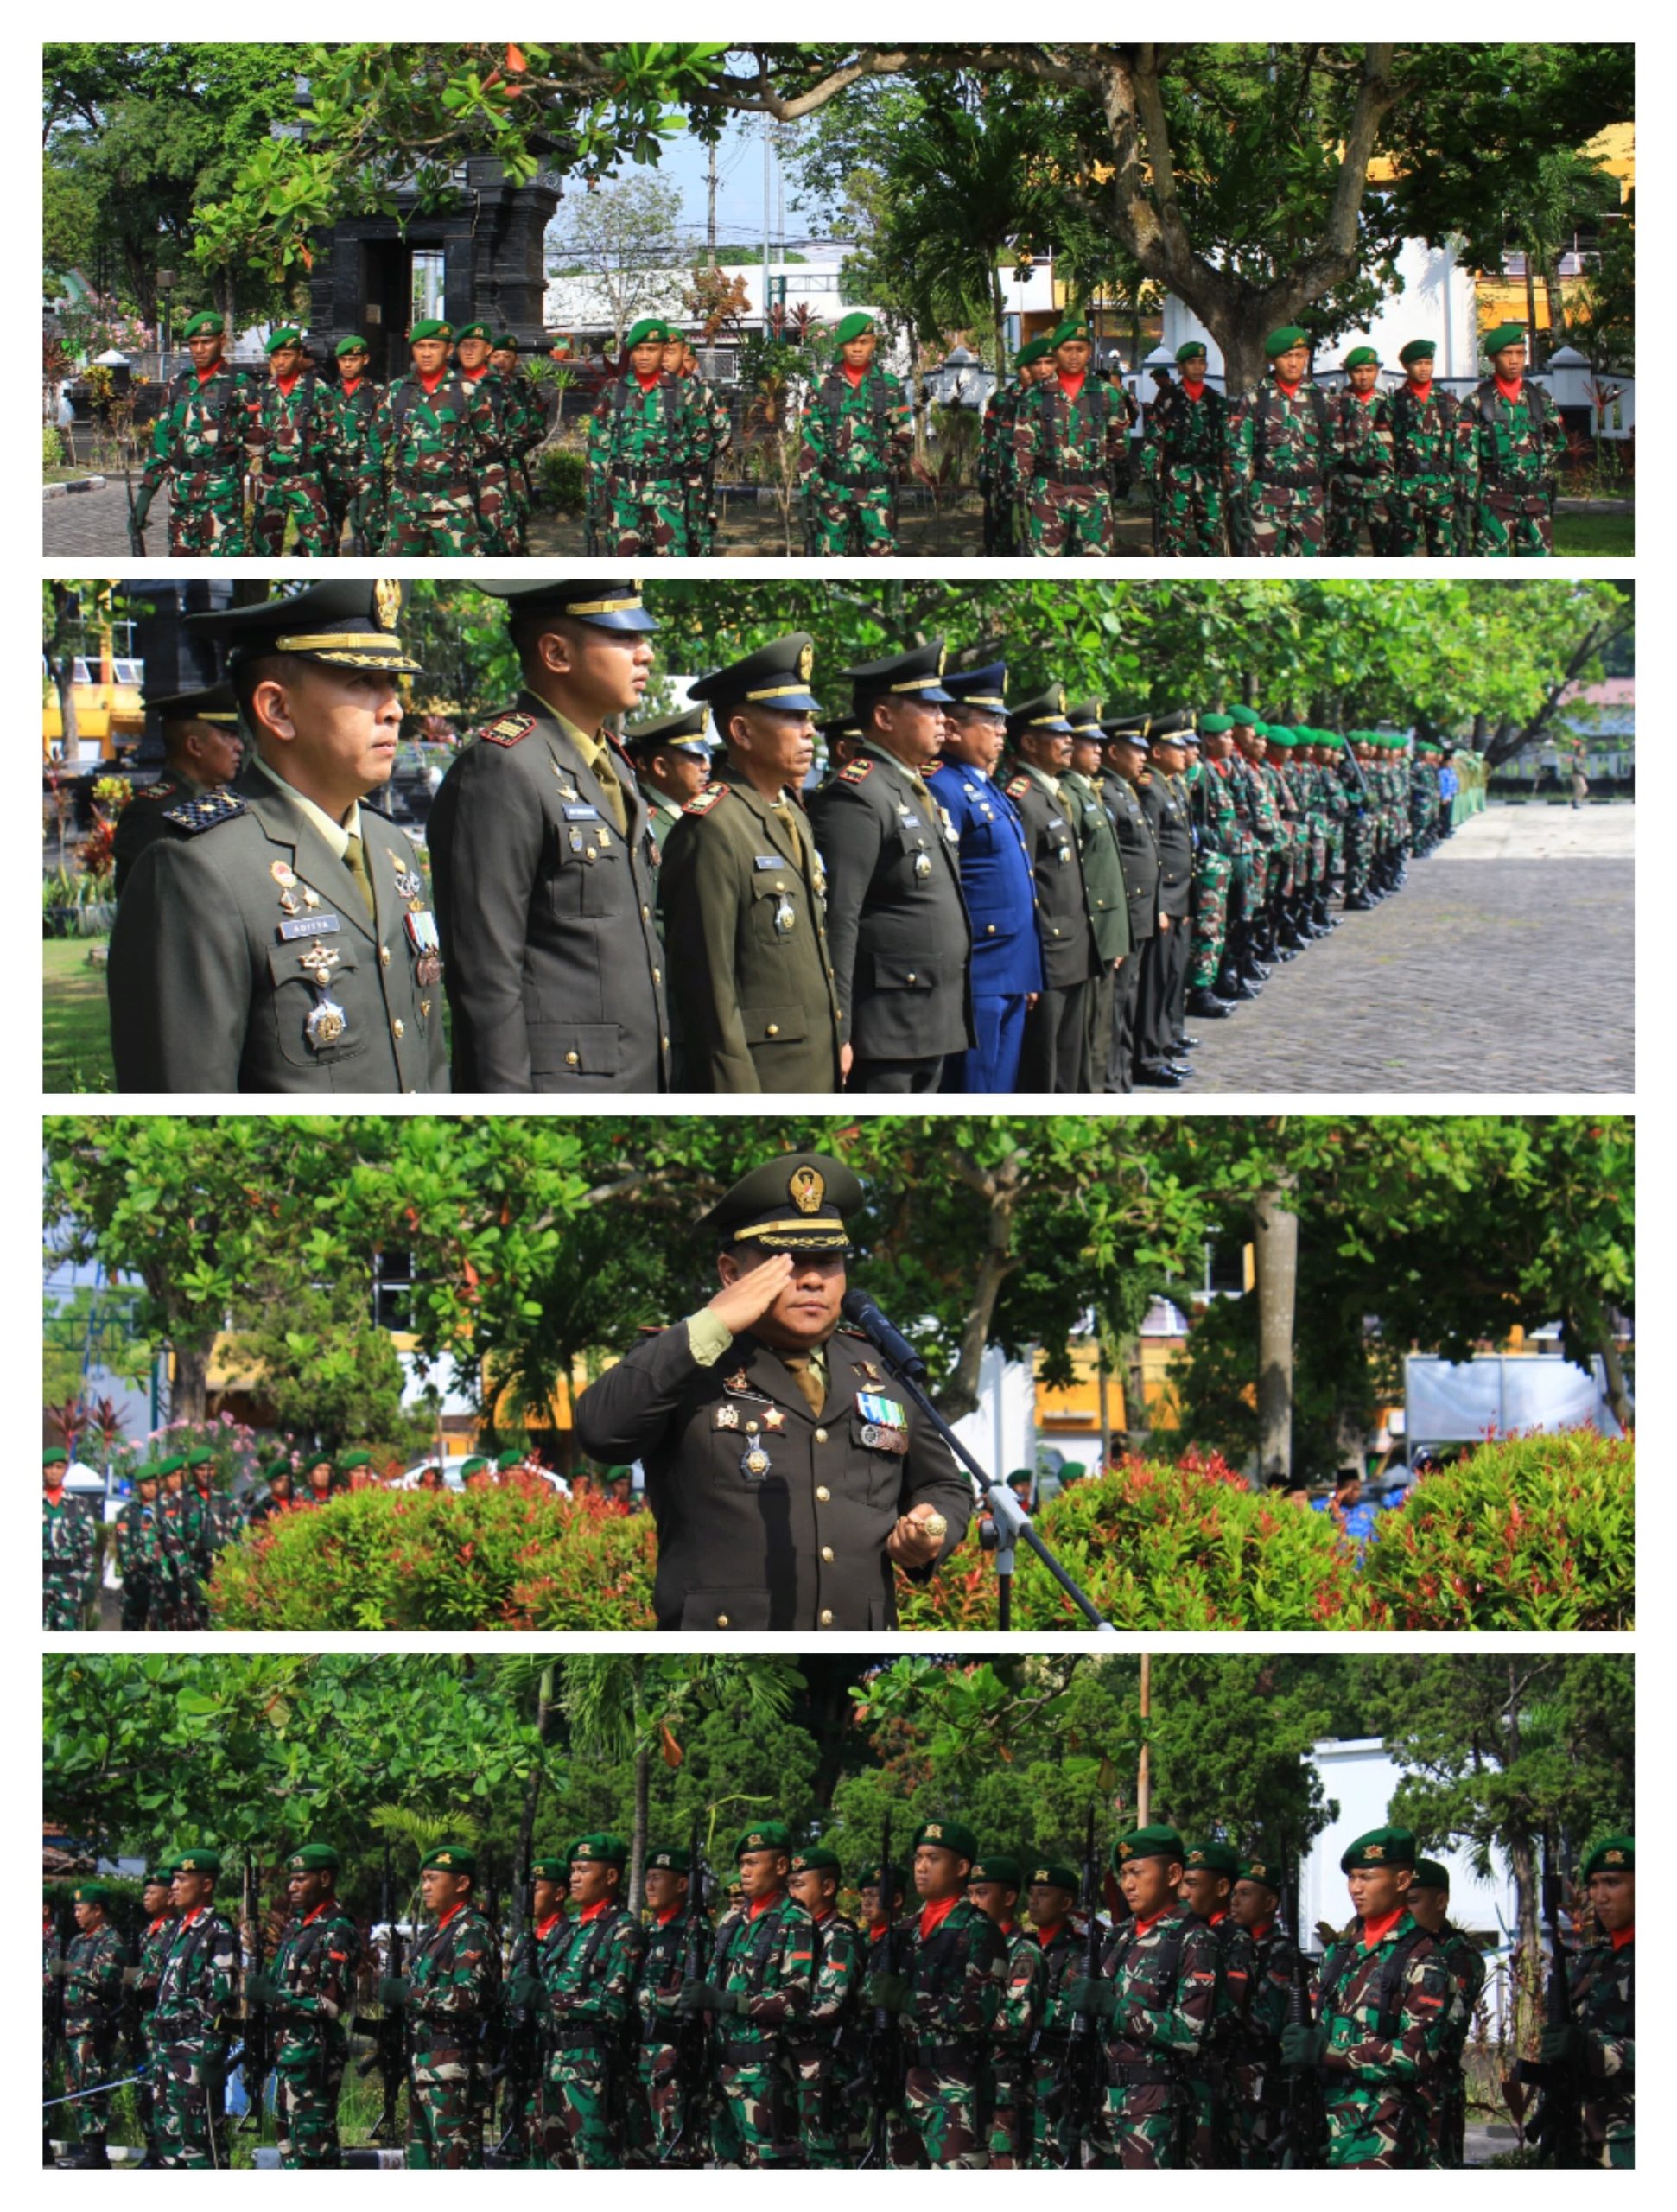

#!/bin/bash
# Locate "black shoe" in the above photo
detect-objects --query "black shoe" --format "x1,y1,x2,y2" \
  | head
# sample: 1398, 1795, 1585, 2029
1187, 990, 1234, 1019
1134, 1064, 1186, 1087
1173, 1033, 1200, 1051
1342, 890, 1375, 911
58, 2147, 111, 2171
1224, 974, 1261, 1001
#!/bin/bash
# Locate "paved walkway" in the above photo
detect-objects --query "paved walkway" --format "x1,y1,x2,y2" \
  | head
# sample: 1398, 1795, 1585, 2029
1183, 804, 1634, 1093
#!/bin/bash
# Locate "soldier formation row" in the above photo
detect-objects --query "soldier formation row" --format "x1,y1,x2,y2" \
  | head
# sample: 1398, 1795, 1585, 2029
100, 579, 1481, 1096
45, 1822, 1633, 2172
127, 310, 1564, 560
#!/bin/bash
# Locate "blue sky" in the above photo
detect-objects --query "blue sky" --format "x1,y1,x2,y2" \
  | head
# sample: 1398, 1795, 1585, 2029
558, 114, 841, 257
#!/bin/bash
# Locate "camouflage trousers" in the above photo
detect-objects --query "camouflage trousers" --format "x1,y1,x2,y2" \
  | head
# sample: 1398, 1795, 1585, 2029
599, 476, 689, 556
1102, 2082, 1191, 2169
1388, 485, 1458, 556
1470, 493, 1553, 556
791, 2041, 863, 2168
1423, 2070, 1468, 2168
716, 2058, 799, 2167
1344, 814, 1375, 896
984, 2056, 1032, 2167
276, 2041, 347, 2167
981, 483, 1019, 554
1326, 481, 1393, 557
1240, 485, 1324, 556
384, 486, 486, 557
1024, 479, 1115, 556
806, 482, 896, 556
1323, 2083, 1427, 2167
888, 2058, 988, 2168
405, 2040, 484, 2168
1235, 844, 1269, 913
1304, 811, 1331, 889
43, 1570, 87, 1630
60, 2027, 117, 2145
1151, 466, 1226, 555
540, 2047, 620, 2168
162, 469, 249, 556
1187, 850, 1234, 991
149, 2029, 228, 2169
1184, 2059, 1238, 2167
250, 470, 338, 558
118, 1575, 154, 1630
683, 474, 719, 556
1229, 2058, 1284, 2166
1028, 2053, 1103, 2168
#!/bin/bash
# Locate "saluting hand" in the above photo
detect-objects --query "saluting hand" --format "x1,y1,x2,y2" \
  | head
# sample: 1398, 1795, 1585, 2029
886, 1502, 945, 1568
706, 1253, 795, 1338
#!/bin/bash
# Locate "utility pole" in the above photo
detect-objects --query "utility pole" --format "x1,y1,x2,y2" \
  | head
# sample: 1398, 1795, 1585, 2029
707, 141, 718, 266
1137, 1654, 1152, 1825
761, 111, 772, 335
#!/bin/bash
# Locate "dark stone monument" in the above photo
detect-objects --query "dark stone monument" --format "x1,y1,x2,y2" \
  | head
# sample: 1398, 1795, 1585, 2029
308, 159, 560, 380
130, 581, 239, 763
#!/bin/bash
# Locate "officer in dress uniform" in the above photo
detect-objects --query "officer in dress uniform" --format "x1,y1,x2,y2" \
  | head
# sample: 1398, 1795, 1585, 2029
1097, 716, 1161, 1092
106, 582, 445, 1093
1137, 715, 1196, 1086
622, 709, 714, 852
928, 662, 1042, 1095
572, 1151, 971, 1630
1002, 687, 1098, 1093
112, 684, 244, 899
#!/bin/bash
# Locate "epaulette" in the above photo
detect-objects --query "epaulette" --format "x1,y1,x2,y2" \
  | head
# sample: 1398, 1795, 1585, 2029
135, 779, 177, 804
837, 1325, 871, 1340
683, 785, 730, 817
838, 758, 874, 784
161, 789, 246, 835
476, 712, 537, 748
1005, 774, 1032, 798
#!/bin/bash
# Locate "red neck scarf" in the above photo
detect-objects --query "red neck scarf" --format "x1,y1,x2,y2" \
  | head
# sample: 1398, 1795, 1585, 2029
45, 1486, 66, 1507
461, 364, 487, 385
842, 362, 868, 388
1361, 1904, 1406, 1952
1495, 374, 1524, 404
1182, 377, 1206, 401
275, 374, 300, 399
1274, 378, 1302, 400
1250, 1920, 1273, 1943
918, 1894, 959, 1941
435, 1903, 463, 1931
1207, 1910, 1227, 1927
1353, 387, 1379, 407
635, 371, 663, 393
1033, 1921, 1064, 1948
581, 1898, 610, 1923
302, 1902, 328, 1927
536, 1911, 563, 1939
418, 369, 447, 396
1611, 1923, 1635, 1953
340, 378, 362, 397
1405, 379, 1432, 401
1058, 371, 1086, 400
195, 364, 222, 388
747, 1889, 785, 1923
1132, 1909, 1168, 1937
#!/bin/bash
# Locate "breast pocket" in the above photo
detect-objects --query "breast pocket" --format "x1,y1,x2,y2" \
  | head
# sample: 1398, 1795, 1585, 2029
265, 943, 367, 1072
546, 819, 621, 918
748, 871, 802, 949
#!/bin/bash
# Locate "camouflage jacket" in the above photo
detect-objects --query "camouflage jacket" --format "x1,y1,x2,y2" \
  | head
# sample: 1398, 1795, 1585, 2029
268, 1901, 361, 2057
142, 363, 258, 490
1229, 753, 1285, 846
328, 377, 384, 467
1315, 1910, 1450, 2092
113, 1497, 167, 1584
191, 1485, 244, 1562
1031, 1915, 1106, 2037
1202, 1914, 1256, 2058
635, 1907, 711, 2043
1141, 380, 1230, 481
797, 365, 912, 488
709, 1891, 816, 2047
589, 372, 700, 482
1329, 387, 1395, 496
1454, 378, 1564, 510
136, 1914, 178, 1999
499, 374, 549, 463
1227, 378, 1333, 496
796, 1909, 864, 2049
62, 1923, 129, 2033
153, 1906, 238, 2043
43, 1491, 98, 1589
898, 1896, 1005, 2048
683, 372, 733, 471
1192, 758, 1248, 857
458, 365, 516, 474
1431, 1922, 1483, 2054
542, 1903, 645, 2041
1572, 1929, 1633, 2144
1013, 373, 1128, 486
1388, 384, 1462, 495
409, 1902, 500, 2044
1100, 1904, 1217, 2065
981, 381, 1024, 491
249, 371, 346, 481
994, 1924, 1043, 2056
374, 372, 499, 495
1245, 1923, 1298, 2058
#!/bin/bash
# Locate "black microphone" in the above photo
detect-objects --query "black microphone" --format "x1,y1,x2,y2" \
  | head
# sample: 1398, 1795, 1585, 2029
841, 1289, 929, 1381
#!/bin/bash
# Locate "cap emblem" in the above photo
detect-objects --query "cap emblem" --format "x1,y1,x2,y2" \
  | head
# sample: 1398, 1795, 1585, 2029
790, 1165, 825, 1216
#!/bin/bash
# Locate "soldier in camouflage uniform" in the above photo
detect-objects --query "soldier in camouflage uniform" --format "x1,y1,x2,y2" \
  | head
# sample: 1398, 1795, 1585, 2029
243, 1843, 361, 2168
326, 338, 384, 550
248, 328, 346, 558
865, 1816, 1003, 2168
669, 335, 732, 555
1228, 1855, 1296, 2168
798, 312, 913, 556
452, 322, 518, 556
55, 1881, 129, 2166
130, 1866, 177, 2167
632, 1843, 710, 2165
1197, 716, 1265, 1004
1281, 1826, 1452, 2168
131, 309, 256, 556
374, 320, 499, 556
1388, 339, 1463, 556
679, 1820, 812, 2167
1186, 716, 1246, 1017
1013, 321, 1128, 556
1547, 1832, 1634, 2169
967, 1855, 1040, 2168
492, 336, 549, 556
1338, 733, 1381, 908
1179, 1841, 1255, 2169
1022, 1859, 1105, 2168
1406, 1857, 1483, 2167
114, 1461, 166, 1630
1455, 324, 1564, 556
537, 1833, 645, 2168
785, 1846, 865, 2167
1065, 1824, 1216, 2169
393, 1843, 501, 2169
588, 318, 700, 556
1326, 346, 1395, 556
187, 1446, 243, 1621
980, 339, 1048, 553
149, 1847, 238, 2169
1141, 341, 1231, 555
42, 1445, 98, 1630
1228, 712, 1287, 969
1227, 327, 1333, 557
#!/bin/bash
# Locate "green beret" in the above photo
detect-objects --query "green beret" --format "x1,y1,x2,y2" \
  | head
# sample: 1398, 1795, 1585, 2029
409, 319, 454, 344
131, 1462, 161, 1486
530, 1857, 569, 1883
493, 334, 520, 354
455, 321, 493, 343
284, 1844, 340, 1875
790, 1846, 842, 1876
335, 335, 370, 359
173, 1848, 221, 1878
1343, 346, 1379, 371
834, 311, 875, 345
1014, 337, 1049, 371
1483, 321, 1528, 356
969, 1855, 1021, 1890
1413, 1859, 1451, 1891
1340, 1826, 1417, 1873
1398, 339, 1435, 367
1227, 705, 1260, 728
734, 1821, 793, 1859
569, 1833, 629, 1870
181, 312, 225, 340
1026, 1859, 1079, 1895
1184, 1841, 1240, 1879
143, 1863, 174, 1885
1047, 318, 1087, 352
264, 327, 302, 355
183, 1445, 213, 1470
1266, 726, 1294, 748
1114, 1824, 1185, 1872
1238, 1856, 1281, 1891
626, 317, 675, 348
497, 1449, 526, 1472
73, 1881, 116, 1907
1199, 713, 1234, 734
913, 1818, 979, 1864
1265, 326, 1309, 359
338, 1451, 371, 1473
861, 1864, 908, 1894
645, 1847, 692, 1876
1583, 1834, 1634, 1880
43, 1446, 69, 1467
1175, 340, 1208, 365
459, 1456, 489, 1479
262, 1456, 293, 1483
422, 1844, 476, 1877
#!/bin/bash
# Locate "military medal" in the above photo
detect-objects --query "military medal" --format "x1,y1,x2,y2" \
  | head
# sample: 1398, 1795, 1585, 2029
774, 895, 796, 933
569, 826, 584, 852
416, 954, 442, 987
270, 861, 296, 887
762, 1405, 785, 1432
913, 849, 931, 879
278, 890, 302, 916
715, 1404, 740, 1431
303, 991, 348, 1052
740, 1440, 772, 1482
302, 886, 321, 908
724, 1370, 752, 1393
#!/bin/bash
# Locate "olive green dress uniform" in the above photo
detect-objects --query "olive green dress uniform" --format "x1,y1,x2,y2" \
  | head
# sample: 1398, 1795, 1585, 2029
572, 1154, 972, 1630
425, 582, 670, 1094
1099, 718, 1160, 1091
806, 644, 973, 1093
660, 639, 844, 1092
1003, 690, 1097, 1094
1140, 733, 1196, 1071
111, 684, 243, 900
106, 586, 447, 1095
1063, 699, 1131, 1090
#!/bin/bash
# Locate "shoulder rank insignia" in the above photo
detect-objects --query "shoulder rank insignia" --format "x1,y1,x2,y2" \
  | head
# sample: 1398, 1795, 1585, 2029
477, 713, 537, 748
161, 789, 247, 835
1005, 774, 1032, 798
838, 757, 874, 784
683, 785, 730, 817
136, 779, 177, 804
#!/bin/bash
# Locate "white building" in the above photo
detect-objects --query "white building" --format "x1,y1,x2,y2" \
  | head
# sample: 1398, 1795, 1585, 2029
543, 251, 880, 345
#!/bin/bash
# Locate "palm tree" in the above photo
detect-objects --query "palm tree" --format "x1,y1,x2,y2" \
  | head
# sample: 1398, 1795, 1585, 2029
1508, 150, 1622, 366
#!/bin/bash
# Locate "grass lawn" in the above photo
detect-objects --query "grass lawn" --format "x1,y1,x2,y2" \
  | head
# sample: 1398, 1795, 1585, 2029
1553, 509, 1634, 557
43, 936, 115, 1091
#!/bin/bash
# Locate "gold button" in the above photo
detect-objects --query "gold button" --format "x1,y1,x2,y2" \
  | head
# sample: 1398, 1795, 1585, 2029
776, 880, 785, 890
766, 1023, 779, 1037
642, 904, 651, 920
906, 972, 916, 982
421, 1000, 432, 1018
392, 1019, 405, 1038
1051, 926, 1061, 936
661, 1035, 670, 1051
816, 1485, 831, 1502
986, 923, 996, 934
819, 1610, 834, 1627
379, 945, 391, 967
746, 1421, 759, 1435
565, 1051, 580, 1066
815, 1427, 828, 1444
821, 1545, 835, 1563
716, 1613, 729, 1629
653, 967, 662, 982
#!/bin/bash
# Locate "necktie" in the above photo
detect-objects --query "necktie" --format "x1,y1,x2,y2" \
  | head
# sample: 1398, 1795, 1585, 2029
592, 750, 628, 835
778, 1351, 826, 1419
341, 831, 374, 922
771, 795, 807, 867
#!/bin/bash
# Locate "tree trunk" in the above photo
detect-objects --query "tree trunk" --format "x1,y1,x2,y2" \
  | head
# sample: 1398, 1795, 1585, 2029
1586, 1302, 1633, 1432
990, 263, 1007, 379
938, 1152, 1022, 1419
1541, 255, 1566, 359
169, 1334, 214, 1425
1524, 256, 1540, 355
629, 1662, 650, 1913
1253, 1190, 1299, 1480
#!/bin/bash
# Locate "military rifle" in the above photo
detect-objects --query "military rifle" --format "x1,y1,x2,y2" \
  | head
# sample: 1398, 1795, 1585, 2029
353, 1847, 406, 2143
1053, 1805, 1105, 2165
664, 1815, 712, 2163
1279, 1865, 1324, 2168
1337, 730, 1371, 805
492, 1844, 545, 2163
1515, 1837, 1589, 2166
860, 1813, 903, 2169
240, 1849, 274, 2137
124, 463, 146, 557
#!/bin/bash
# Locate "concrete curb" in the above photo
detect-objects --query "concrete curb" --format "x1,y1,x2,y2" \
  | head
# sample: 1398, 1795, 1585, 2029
44, 476, 108, 499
